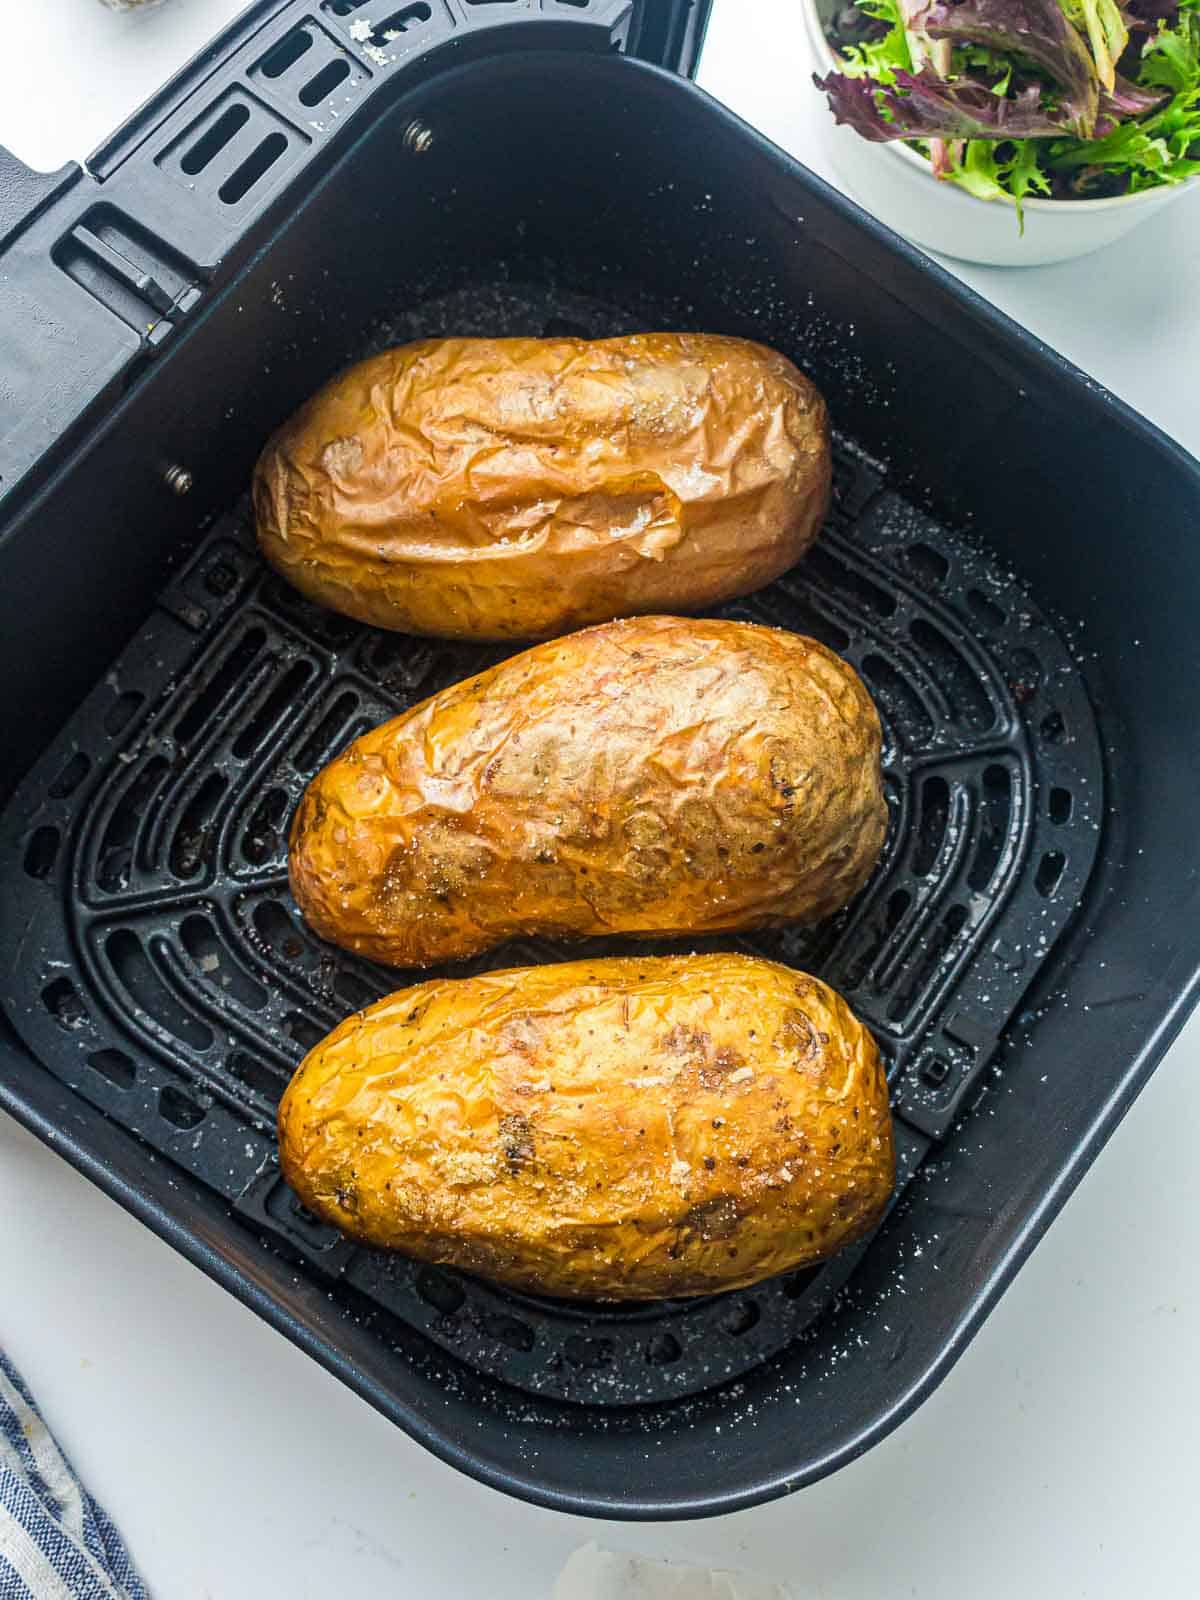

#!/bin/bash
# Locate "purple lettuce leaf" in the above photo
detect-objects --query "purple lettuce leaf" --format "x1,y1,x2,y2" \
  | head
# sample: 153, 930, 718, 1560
916, 0, 1100, 134
1097, 72, 1170, 126
814, 67, 1076, 140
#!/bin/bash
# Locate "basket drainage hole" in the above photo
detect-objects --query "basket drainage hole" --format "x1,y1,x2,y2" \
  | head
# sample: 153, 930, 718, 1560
181, 103, 250, 176
564, 1335, 614, 1369
259, 27, 314, 79
887, 903, 969, 1023
23, 825, 60, 880
242, 790, 290, 868
967, 764, 1012, 893
1040, 708, 1066, 744
48, 751, 90, 799
159, 1085, 206, 1130
482, 1313, 534, 1352
900, 542, 949, 586
87, 1048, 136, 1090
175, 629, 266, 748
98, 847, 132, 894
252, 899, 311, 965
415, 1267, 465, 1316
227, 1049, 284, 1102
645, 1332, 682, 1365
219, 133, 289, 207
104, 691, 144, 737
181, 915, 268, 1009
42, 977, 88, 1031
967, 589, 1005, 629
299, 60, 351, 107
860, 656, 934, 747
296, 691, 360, 774
912, 775, 950, 877
232, 660, 315, 760
286, 1014, 324, 1052
1049, 787, 1073, 824
360, 3, 434, 47
170, 773, 229, 877
1007, 647, 1042, 705
1035, 850, 1066, 898
721, 1300, 760, 1337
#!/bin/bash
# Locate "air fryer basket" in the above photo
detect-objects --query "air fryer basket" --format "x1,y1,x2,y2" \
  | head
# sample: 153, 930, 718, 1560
2, 33, 1199, 1518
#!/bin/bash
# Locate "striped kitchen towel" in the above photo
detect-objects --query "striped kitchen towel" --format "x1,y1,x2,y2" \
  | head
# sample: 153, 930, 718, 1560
0, 1351, 148, 1599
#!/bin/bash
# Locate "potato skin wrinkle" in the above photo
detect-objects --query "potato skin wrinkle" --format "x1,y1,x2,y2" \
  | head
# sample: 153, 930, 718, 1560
277, 954, 895, 1300
253, 333, 831, 639
288, 615, 887, 969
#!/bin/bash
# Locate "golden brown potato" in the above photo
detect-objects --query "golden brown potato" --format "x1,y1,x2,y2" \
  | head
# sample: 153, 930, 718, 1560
289, 616, 887, 968
253, 334, 830, 639
277, 954, 894, 1300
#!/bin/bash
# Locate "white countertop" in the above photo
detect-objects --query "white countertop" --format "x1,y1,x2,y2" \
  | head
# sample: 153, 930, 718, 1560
2, 3, 1199, 1596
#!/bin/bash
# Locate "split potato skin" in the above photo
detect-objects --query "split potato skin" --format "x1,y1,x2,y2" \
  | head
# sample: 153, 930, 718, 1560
253, 334, 830, 639
277, 954, 894, 1300
288, 615, 887, 969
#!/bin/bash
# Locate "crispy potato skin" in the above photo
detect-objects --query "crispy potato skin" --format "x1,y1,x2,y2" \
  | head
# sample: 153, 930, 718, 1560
289, 616, 887, 968
277, 955, 894, 1300
253, 334, 830, 639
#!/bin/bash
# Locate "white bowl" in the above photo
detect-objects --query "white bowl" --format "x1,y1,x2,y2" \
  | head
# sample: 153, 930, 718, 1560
803, 0, 1199, 265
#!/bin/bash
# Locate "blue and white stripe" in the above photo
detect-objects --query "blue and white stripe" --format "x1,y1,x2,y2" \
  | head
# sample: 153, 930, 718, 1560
0, 1352, 148, 1600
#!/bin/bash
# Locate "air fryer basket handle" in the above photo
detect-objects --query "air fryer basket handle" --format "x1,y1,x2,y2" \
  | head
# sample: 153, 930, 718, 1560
0, 143, 78, 253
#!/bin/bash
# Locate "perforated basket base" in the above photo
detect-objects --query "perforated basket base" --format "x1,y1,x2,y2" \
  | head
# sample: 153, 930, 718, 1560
0, 285, 1102, 1408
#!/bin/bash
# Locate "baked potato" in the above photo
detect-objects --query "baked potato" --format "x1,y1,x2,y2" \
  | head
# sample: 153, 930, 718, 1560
289, 615, 887, 968
253, 333, 830, 639
277, 954, 895, 1300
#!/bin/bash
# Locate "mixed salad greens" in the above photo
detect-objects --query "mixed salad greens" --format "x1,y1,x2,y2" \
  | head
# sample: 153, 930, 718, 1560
815, 0, 1200, 217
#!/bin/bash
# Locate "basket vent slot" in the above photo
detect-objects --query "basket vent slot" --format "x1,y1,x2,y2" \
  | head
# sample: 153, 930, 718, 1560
170, 774, 228, 878
181, 104, 249, 174
251, 900, 312, 968
888, 904, 969, 1023
88, 1048, 136, 1091
227, 1049, 286, 1104
159, 1084, 206, 1130
240, 789, 290, 868
180, 915, 268, 1011
106, 929, 213, 1051
48, 752, 90, 800
220, 135, 289, 206
967, 765, 1012, 891
899, 542, 949, 586
260, 29, 316, 77
300, 60, 352, 104
104, 691, 144, 737
175, 630, 267, 748
231, 659, 314, 760
861, 655, 934, 747
910, 620, 993, 732
42, 978, 88, 1032
912, 776, 951, 878
23, 826, 60, 881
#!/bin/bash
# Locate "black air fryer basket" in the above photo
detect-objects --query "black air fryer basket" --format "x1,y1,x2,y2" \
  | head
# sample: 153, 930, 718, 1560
1, 0, 1198, 1520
